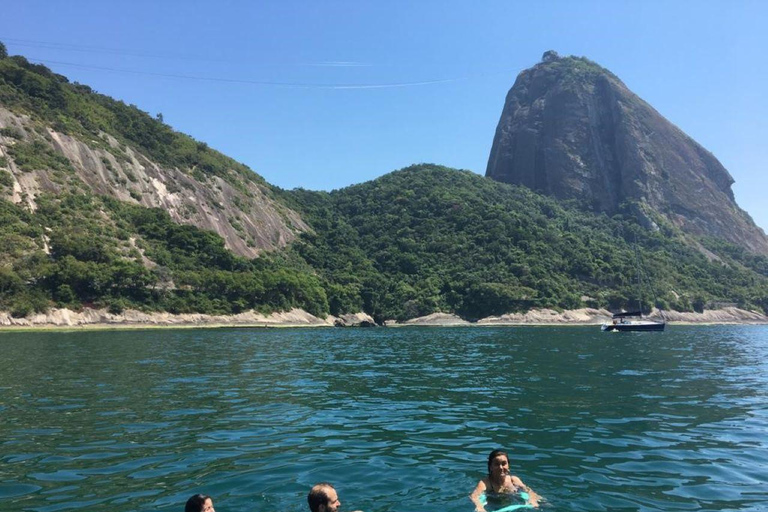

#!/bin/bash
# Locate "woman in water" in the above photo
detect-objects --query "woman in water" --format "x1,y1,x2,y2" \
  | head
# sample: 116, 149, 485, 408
469, 449, 541, 510
185, 494, 215, 512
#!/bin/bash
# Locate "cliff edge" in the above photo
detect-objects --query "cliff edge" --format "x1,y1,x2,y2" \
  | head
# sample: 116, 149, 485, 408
486, 51, 768, 254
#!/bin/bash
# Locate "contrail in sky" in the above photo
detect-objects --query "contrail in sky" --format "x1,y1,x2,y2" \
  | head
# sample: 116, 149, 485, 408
27, 58, 494, 90
3, 37, 372, 68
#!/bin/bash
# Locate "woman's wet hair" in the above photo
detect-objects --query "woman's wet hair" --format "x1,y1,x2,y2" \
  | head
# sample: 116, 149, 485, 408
487, 449, 510, 478
185, 494, 211, 512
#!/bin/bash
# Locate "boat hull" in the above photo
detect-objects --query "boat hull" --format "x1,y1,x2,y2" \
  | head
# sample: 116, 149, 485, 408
602, 321, 665, 332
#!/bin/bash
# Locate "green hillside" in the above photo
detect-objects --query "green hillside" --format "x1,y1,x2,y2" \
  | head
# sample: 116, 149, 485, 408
0, 47, 263, 191
0, 192, 328, 317
3, 160, 767, 321
283, 165, 768, 322
1, 43, 328, 318
2, 41, 767, 322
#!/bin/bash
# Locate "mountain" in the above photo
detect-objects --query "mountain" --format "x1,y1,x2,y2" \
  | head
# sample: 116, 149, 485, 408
486, 51, 768, 255
284, 164, 768, 322
2, 43, 768, 322
0, 53, 305, 259
0, 47, 327, 318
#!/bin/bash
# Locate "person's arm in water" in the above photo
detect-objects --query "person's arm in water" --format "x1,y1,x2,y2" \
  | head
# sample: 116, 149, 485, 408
511, 476, 541, 508
469, 479, 488, 512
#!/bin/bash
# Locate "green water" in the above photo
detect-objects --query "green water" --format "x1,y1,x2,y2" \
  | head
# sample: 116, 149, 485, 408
1, 326, 766, 512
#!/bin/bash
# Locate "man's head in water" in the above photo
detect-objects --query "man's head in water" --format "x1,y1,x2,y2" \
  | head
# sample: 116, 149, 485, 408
308, 483, 341, 512
487, 449, 511, 481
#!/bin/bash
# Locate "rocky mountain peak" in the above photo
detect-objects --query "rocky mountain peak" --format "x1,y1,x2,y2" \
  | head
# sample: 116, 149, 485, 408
541, 50, 561, 62
486, 53, 768, 254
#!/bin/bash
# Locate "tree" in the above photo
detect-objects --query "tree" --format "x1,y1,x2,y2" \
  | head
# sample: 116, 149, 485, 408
0, 41, 7, 60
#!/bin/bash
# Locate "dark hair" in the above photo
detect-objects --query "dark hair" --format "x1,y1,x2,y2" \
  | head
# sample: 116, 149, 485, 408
308, 483, 334, 512
185, 494, 211, 512
487, 449, 509, 478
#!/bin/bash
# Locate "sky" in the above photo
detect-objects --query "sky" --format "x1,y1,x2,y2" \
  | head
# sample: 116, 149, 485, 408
3, 1, 768, 229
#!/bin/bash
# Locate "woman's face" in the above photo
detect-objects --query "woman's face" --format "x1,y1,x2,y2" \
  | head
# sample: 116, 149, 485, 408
202, 498, 215, 512
489, 455, 510, 479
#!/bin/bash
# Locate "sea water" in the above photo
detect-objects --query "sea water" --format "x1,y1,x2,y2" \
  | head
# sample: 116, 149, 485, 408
1, 326, 766, 511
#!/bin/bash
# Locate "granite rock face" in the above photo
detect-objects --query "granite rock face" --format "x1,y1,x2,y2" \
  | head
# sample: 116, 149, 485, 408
486, 52, 768, 254
0, 107, 306, 258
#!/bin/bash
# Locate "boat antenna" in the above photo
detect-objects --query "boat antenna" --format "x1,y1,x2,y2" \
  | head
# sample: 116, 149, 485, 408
634, 241, 643, 314
634, 240, 665, 321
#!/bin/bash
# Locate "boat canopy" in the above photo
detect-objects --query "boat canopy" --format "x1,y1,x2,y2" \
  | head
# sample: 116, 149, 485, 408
612, 310, 643, 318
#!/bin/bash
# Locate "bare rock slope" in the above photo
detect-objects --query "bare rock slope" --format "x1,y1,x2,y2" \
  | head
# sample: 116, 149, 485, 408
487, 51, 768, 254
0, 107, 306, 258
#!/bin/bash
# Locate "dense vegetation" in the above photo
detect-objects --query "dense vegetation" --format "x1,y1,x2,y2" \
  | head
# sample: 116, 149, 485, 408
0, 44, 264, 193
2, 42, 767, 322
546, 55, 622, 85
0, 193, 327, 318
281, 165, 768, 322
3, 161, 767, 321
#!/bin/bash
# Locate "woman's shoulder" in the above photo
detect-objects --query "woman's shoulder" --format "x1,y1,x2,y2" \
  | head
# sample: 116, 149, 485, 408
509, 475, 525, 487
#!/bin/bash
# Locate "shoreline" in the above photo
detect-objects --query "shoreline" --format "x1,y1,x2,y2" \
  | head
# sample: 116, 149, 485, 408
1, 307, 767, 332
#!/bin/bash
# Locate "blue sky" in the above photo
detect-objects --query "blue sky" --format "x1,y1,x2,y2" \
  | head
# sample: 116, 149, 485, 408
3, 1, 768, 229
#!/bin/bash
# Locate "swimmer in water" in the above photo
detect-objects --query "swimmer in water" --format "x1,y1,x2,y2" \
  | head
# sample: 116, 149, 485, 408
308, 482, 362, 512
185, 494, 215, 512
469, 449, 542, 510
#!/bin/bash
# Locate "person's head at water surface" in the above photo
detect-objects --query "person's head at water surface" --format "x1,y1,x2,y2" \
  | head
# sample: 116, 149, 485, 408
471, 449, 542, 510
487, 449, 511, 482
185, 494, 214, 512
308, 483, 341, 512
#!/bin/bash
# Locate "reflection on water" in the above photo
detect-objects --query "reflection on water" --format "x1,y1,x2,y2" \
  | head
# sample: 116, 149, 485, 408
1, 326, 767, 511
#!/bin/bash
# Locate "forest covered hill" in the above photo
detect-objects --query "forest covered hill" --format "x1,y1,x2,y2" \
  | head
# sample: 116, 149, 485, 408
0, 43, 306, 259
2, 42, 767, 322
283, 165, 768, 322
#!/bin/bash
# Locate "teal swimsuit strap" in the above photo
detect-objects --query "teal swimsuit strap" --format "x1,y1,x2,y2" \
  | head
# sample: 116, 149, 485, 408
492, 504, 533, 512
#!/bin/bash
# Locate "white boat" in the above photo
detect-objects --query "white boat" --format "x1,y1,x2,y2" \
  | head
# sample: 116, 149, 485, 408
601, 311, 665, 332
602, 245, 665, 332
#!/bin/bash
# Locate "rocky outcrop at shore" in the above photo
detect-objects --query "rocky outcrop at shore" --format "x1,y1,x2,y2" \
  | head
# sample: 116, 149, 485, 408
385, 307, 768, 326
657, 307, 768, 323
0, 307, 336, 328
1, 306, 766, 329
478, 307, 768, 325
478, 308, 613, 325
399, 313, 470, 326
334, 312, 376, 327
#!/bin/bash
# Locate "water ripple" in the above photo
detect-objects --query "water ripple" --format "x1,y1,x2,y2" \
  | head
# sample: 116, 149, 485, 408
0, 326, 766, 511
